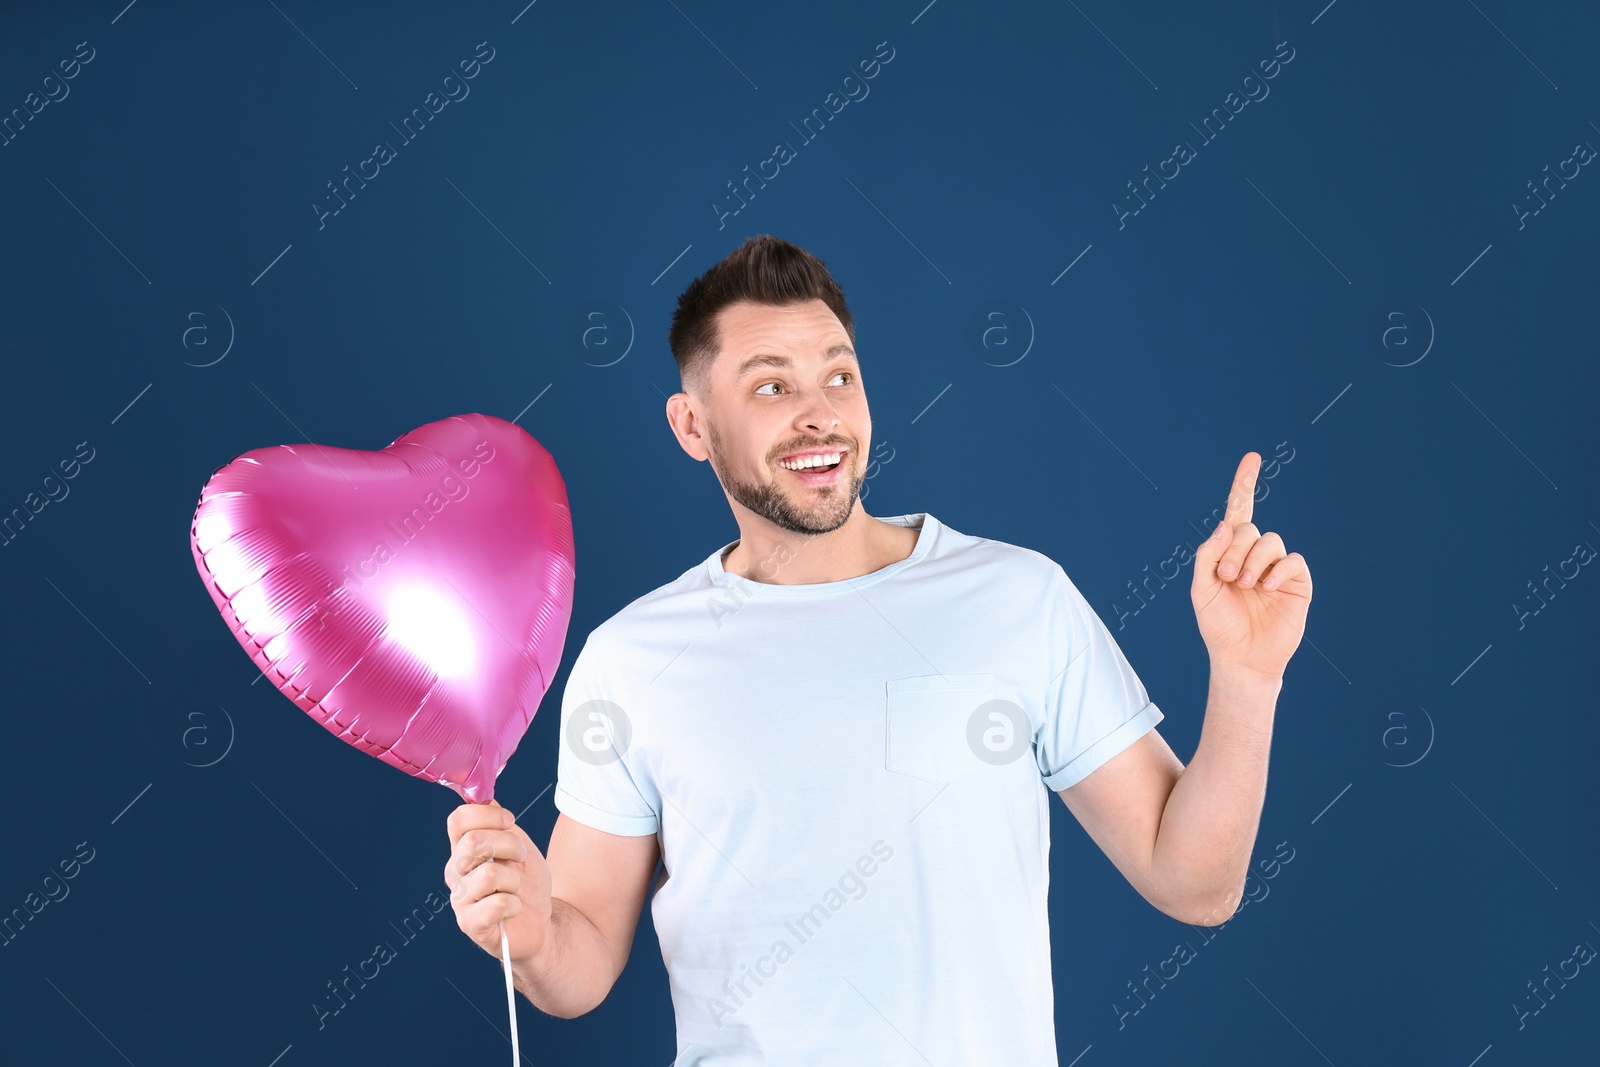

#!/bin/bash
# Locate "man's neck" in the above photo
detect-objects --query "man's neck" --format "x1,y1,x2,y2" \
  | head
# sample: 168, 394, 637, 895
721, 514, 919, 586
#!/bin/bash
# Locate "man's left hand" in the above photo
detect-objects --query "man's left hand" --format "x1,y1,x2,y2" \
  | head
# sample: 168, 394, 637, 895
1190, 451, 1313, 680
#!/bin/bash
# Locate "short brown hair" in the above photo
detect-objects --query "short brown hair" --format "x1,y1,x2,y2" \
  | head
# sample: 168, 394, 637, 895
669, 234, 855, 398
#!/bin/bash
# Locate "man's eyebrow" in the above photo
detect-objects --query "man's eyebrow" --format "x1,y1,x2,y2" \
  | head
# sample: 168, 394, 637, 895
733, 345, 858, 383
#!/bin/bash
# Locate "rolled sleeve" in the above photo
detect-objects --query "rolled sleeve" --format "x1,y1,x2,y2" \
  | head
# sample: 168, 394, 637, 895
553, 634, 661, 836
1035, 565, 1165, 791
1041, 698, 1164, 791
553, 783, 659, 837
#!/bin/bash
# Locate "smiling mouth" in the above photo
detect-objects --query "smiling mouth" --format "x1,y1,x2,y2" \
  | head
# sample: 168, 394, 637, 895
777, 449, 847, 475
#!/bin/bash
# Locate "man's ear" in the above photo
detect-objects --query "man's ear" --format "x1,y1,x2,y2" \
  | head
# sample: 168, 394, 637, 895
666, 392, 709, 461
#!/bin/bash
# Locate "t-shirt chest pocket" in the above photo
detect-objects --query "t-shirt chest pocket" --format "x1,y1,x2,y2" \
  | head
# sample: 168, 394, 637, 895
884, 673, 996, 785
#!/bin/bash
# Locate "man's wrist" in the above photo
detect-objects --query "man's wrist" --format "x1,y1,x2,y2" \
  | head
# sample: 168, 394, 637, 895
1208, 660, 1285, 694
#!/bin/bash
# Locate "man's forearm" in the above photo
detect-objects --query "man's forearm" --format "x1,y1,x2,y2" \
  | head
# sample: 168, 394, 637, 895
1148, 665, 1282, 924
511, 897, 623, 1019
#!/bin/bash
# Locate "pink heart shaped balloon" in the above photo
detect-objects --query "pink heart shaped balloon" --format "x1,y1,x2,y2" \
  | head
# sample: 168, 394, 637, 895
190, 412, 575, 803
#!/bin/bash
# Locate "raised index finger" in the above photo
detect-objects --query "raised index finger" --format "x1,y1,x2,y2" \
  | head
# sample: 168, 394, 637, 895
1223, 451, 1262, 528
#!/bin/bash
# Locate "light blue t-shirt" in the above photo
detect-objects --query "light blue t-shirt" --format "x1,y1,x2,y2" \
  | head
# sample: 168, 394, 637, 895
553, 512, 1164, 1065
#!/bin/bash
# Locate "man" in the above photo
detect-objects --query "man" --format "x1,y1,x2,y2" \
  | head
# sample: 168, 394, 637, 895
445, 235, 1312, 1064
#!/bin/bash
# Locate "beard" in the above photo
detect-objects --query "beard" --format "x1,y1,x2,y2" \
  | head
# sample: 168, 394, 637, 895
706, 420, 863, 536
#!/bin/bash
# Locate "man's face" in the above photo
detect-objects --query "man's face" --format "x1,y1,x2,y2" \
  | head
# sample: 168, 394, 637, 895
695, 299, 870, 536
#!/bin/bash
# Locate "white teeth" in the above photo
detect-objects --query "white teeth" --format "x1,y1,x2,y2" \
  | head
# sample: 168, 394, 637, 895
779, 451, 842, 471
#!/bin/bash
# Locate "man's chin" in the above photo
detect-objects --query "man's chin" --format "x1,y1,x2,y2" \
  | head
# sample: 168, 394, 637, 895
788, 492, 858, 530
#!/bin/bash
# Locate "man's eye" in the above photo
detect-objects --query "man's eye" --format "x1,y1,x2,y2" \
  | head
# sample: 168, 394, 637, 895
755, 372, 851, 396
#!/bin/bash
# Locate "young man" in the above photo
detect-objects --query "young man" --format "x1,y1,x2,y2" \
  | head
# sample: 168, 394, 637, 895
445, 235, 1312, 1064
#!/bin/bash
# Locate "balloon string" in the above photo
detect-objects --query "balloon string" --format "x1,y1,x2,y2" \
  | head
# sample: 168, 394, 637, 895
500, 918, 520, 1064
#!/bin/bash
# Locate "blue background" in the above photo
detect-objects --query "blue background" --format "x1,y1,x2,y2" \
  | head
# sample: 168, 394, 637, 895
2, 1, 1596, 1064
